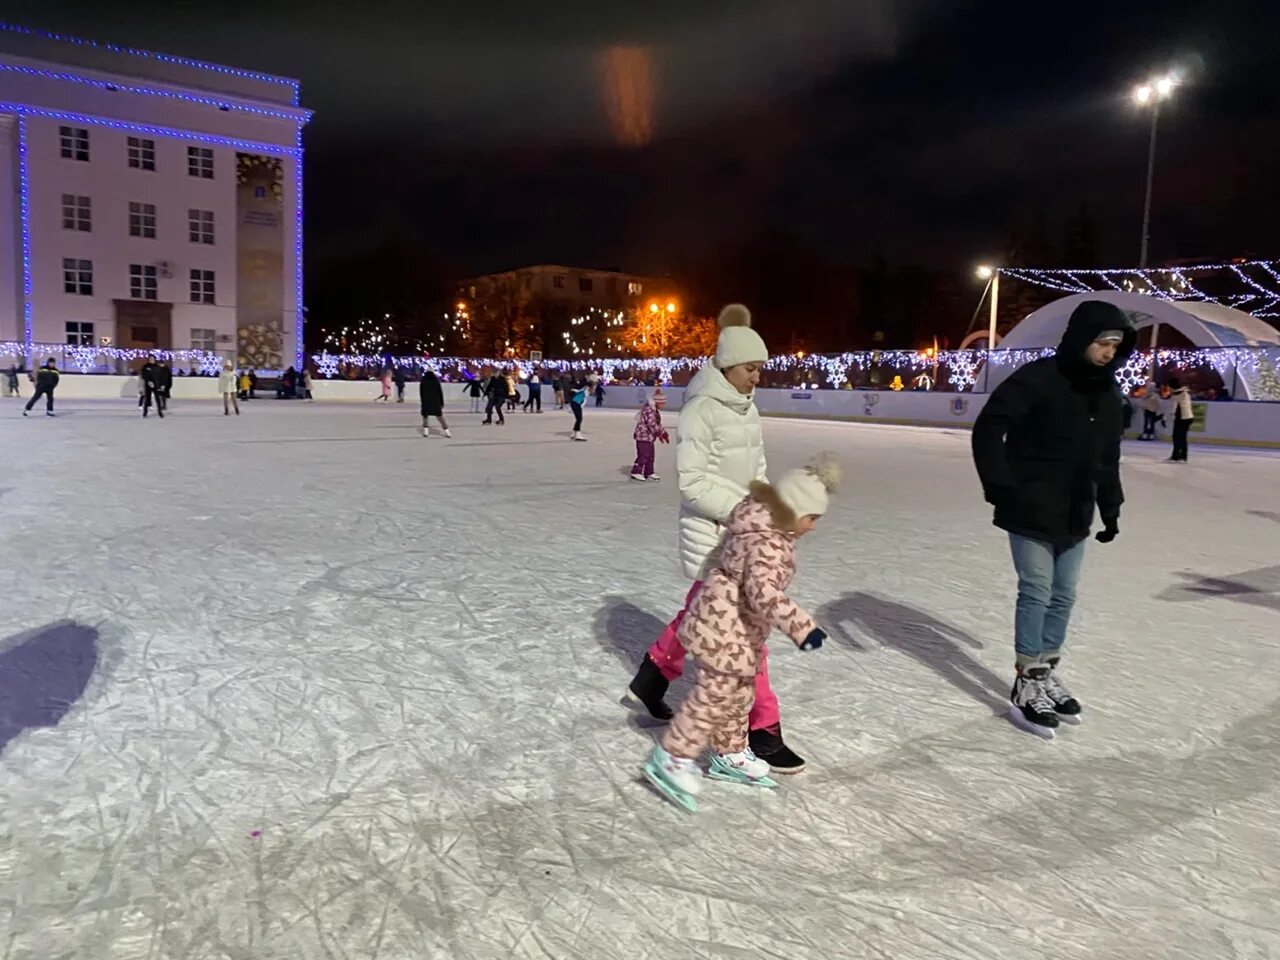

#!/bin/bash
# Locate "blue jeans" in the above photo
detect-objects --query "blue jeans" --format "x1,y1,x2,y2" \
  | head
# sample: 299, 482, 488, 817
1008, 534, 1086, 660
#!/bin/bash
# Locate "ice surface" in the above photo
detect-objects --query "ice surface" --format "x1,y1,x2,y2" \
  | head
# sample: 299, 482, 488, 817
1, 397, 1278, 960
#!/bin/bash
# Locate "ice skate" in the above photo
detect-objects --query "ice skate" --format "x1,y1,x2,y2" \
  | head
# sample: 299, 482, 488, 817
706, 748, 778, 789
748, 723, 806, 774
572, 431, 587, 442
443, 429, 452, 438
1043, 658, 1082, 724
422, 426, 430, 438
630, 472, 646, 482
642, 744, 701, 812
647, 475, 661, 483
623, 654, 674, 721
1009, 665, 1059, 739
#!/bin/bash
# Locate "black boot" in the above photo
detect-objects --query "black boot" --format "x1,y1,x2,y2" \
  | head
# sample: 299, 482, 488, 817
748, 723, 806, 774
624, 654, 673, 721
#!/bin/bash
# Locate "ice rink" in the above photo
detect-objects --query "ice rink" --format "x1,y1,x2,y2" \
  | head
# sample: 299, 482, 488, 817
2, 394, 1278, 960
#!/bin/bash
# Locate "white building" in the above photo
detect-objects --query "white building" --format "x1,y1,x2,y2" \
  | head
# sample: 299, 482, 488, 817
0, 23, 310, 370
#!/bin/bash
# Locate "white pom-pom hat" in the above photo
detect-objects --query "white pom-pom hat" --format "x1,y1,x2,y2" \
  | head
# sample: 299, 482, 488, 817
775, 453, 843, 519
714, 303, 768, 370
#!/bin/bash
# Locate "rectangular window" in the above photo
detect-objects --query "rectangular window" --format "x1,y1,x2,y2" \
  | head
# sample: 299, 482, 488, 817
553, 275, 566, 289
65, 321, 95, 346
188, 209, 215, 244
61, 194, 91, 232
191, 328, 216, 351
62, 258, 93, 295
187, 146, 214, 179
627, 281, 643, 296
579, 277, 594, 293
189, 269, 215, 305
129, 202, 157, 239
59, 125, 89, 161
129, 264, 158, 301
127, 136, 156, 171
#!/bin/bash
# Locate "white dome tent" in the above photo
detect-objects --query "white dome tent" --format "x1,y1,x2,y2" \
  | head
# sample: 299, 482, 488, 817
986, 291, 1280, 401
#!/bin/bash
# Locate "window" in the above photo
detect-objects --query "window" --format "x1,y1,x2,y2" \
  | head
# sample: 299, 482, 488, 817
579, 277, 594, 293
188, 209, 215, 244
61, 194, 91, 232
66, 321, 95, 346
553, 275, 566, 289
628, 281, 643, 296
189, 269, 215, 305
129, 264, 158, 301
129, 202, 157, 239
127, 137, 156, 171
191, 328, 216, 351
187, 146, 214, 179
62, 258, 93, 295
59, 126, 89, 161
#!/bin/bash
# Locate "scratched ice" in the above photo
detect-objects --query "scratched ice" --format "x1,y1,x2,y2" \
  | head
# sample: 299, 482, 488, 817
1, 398, 1277, 959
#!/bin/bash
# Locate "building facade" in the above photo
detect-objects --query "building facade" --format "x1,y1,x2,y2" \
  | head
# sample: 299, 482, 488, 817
0, 24, 310, 369
459, 265, 679, 314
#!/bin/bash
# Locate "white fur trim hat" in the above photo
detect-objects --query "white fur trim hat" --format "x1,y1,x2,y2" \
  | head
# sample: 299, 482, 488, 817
775, 453, 843, 519
714, 304, 768, 370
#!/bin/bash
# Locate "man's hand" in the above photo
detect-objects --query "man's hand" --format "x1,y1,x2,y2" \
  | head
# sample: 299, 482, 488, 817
1096, 518, 1119, 544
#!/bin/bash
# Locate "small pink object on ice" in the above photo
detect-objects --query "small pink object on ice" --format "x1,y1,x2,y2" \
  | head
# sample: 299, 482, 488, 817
250, 830, 262, 838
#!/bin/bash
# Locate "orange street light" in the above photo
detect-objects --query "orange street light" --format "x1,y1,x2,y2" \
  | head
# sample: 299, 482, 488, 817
666, 301, 677, 314
648, 302, 659, 314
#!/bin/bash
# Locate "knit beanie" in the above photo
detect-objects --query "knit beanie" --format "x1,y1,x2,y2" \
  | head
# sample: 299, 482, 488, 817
714, 304, 768, 370
775, 453, 843, 519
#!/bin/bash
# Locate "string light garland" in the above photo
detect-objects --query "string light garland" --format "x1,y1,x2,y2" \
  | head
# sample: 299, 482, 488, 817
304, 346, 1280, 398
0, 62, 311, 122
16, 115, 32, 348
0, 21, 300, 104
999, 260, 1280, 317
1, 341, 224, 372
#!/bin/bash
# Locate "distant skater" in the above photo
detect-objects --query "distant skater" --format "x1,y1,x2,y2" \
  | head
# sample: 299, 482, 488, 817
631, 390, 670, 481
22, 358, 58, 417
219, 361, 240, 416
419, 369, 452, 438
463, 376, 484, 413
483, 368, 507, 425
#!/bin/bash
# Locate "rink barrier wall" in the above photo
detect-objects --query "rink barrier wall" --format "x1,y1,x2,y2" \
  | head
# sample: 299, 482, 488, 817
34, 376, 1280, 448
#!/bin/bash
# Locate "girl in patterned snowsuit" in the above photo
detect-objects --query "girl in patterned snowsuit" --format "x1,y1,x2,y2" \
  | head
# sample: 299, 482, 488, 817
630, 392, 670, 481
644, 455, 840, 803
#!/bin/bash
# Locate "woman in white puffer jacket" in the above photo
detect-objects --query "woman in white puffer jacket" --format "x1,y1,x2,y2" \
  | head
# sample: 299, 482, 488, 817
624, 304, 807, 773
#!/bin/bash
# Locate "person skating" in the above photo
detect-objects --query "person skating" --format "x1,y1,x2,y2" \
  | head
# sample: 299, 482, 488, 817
482, 368, 507, 425
1138, 380, 1161, 440
419, 369, 452, 438
523, 371, 543, 413
5, 364, 19, 399
971, 300, 1135, 738
567, 375, 588, 440
631, 390, 670, 481
22, 358, 58, 417
219, 361, 240, 416
505, 370, 520, 412
156, 363, 173, 415
302, 368, 314, 401
625, 304, 807, 774
1167, 376, 1194, 462
643, 456, 838, 811
462, 375, 484, 413
553, 374, 566, 410
375, 367, 392, 402
139, 359, 163, 418
393, 365, 407, 403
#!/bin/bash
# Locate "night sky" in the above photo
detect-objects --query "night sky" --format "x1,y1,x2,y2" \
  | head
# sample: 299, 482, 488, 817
18, 1, 1280, 318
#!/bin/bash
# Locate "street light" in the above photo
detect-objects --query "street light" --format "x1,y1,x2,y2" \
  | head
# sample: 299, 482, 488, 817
974, 264, 1000, 391
1132, 72, 1179, 267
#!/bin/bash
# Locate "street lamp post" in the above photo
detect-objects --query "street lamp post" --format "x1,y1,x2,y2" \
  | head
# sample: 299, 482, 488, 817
1133, 73, 1178, 375
976, 264, 998, 391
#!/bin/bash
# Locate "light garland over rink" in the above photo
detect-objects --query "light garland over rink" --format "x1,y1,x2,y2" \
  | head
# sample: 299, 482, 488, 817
1, 341, 224, 374
308, 346, 1280, 395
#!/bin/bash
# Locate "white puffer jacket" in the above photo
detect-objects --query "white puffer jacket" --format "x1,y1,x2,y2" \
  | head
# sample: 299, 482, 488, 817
676, 362, 767, 580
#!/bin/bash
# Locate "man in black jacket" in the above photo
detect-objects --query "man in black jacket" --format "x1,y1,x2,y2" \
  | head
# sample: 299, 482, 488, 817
972, 300, 1135, 737
140, 359, 164, 418
482, 367, 506, 425
23, 358, 59, 417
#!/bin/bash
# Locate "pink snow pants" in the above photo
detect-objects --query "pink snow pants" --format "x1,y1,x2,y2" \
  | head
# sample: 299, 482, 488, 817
645, 581, 781, 731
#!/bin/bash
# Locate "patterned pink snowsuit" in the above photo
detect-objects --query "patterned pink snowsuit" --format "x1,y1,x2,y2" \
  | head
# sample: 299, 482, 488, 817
662, 488, 817, 759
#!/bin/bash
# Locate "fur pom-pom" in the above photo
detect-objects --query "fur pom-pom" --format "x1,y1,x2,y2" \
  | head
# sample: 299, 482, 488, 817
717, 303, 752, 330
806, 452, 843, 492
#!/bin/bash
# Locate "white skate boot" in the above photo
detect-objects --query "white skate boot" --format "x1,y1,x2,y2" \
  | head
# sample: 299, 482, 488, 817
707, 748, 778, 788
643, 744, 702, 812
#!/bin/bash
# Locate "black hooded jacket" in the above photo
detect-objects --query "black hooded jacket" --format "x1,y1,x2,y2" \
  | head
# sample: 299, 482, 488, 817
419, 371, 444, 416
972, 300, 1137, 546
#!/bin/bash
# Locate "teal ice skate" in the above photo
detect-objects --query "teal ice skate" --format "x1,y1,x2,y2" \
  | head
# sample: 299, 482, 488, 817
706, 749, 778, 789
643, 744, 701, 813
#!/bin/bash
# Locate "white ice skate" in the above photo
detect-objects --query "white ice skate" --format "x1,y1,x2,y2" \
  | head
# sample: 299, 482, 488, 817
706, 748, 778, 788
643, 744, 702, 812
630, 472, 646, 482
1009, 667, 1059, 740
572, 431, 587, 442
1043, 661, 1082, 725
422, 426, 430, 438
647, 475, 661, 483
443, 429, 452, 439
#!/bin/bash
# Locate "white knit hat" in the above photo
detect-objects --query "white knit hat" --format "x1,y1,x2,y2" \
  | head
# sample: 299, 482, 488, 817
775, 453, 843, 519
714, 304, 768, 370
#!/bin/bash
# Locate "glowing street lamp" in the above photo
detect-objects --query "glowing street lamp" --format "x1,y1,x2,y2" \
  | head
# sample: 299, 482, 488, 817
1132, 72, 1180, 267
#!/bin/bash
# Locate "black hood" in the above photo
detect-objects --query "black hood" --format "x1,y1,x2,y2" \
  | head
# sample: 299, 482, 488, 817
1056, 300, 1137, 384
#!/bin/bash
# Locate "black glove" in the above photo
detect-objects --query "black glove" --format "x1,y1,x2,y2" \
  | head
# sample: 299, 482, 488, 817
1096, 518, 1119, 544
799, 628, 826, 652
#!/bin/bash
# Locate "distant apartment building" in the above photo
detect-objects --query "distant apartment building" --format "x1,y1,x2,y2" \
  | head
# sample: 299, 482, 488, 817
0, 23, 310, 369
458, 264, 680, 314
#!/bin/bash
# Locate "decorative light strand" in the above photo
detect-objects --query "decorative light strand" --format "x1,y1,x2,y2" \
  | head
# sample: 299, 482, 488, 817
0, 62, 310, 122
294, 145, 305, 369
0, 341, 224, 372
16, 114, 32, 351
0, 101, 301, 157
0, 21, 300, 102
